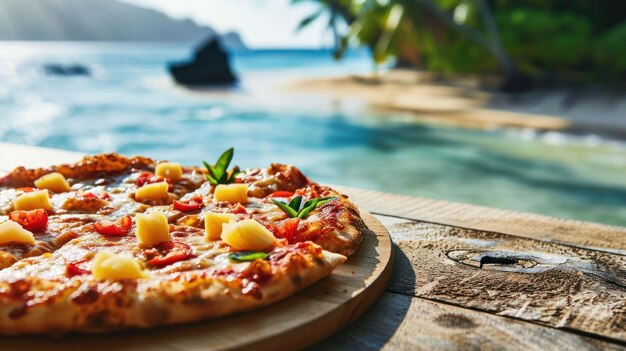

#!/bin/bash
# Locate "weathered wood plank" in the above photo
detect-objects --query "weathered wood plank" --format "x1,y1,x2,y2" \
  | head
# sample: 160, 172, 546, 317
337, 186, 626, 255
312, 292, 624, 351
375, 215, 626, 342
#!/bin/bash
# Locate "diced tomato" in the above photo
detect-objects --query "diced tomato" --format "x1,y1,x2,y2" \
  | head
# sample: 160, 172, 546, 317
172, 196, 203, 212
266, 218, 301, 243
267, 191, 294, 198
228, 203, 248, 214
136, 172, 173, 190
66, 259, 91, 277
147, 241, 193, 267
81, 192, 111, 201
93, 215, 133, 237
8, 209, 48, 232
135, 172, 154, 186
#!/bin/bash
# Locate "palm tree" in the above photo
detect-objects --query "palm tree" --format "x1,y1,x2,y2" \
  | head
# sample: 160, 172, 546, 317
415, 0, 529, 90
292, 0, 356, 54
294, 0, 530, 90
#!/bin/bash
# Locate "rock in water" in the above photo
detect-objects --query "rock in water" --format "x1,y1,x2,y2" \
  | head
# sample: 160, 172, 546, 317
168, 38, 237, 86
44, 64, 90, 76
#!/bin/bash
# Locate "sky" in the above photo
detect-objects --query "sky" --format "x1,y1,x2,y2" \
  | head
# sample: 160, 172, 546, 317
120, 0, 334, 48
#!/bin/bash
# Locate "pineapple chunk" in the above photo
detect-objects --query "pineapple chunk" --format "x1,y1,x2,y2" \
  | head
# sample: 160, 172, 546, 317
214, 184, 248, 204
0, 220, 35, 245
135, 182, 169, 202
155, 162, 182, 182
13, 190, 53, 211
92, 251, 146, 279
221, 219, 275, 251
135, 211, 171, 247
204, 212, 236, 241
34, 172, 71, 193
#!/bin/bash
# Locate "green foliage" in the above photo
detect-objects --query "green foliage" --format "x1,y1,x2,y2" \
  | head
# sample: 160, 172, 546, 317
497, 9, 592, 72
420, 25, 496, 75
293, 0, 626, 83
594, 22, 626, 74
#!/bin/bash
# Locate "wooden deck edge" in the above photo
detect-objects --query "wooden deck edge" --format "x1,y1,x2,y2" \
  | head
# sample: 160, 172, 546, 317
335, 185, 626, 255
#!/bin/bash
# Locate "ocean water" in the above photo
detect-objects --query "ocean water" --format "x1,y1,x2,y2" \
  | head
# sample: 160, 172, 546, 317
0, 42, 625, 226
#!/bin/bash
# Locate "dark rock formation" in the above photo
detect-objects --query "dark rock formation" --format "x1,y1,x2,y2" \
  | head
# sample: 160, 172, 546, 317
43, 64, 90, 76
168, 38, 238, 86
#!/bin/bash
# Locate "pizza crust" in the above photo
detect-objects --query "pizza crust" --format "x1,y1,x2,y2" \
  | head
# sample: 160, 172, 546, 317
0, 250, 345, 335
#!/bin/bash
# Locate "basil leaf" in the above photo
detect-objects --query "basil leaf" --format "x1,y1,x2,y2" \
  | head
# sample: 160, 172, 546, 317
227, 170, 242, 183
218, 171, 228, 184
301, 199, 317, 209
221, 166, 240, 184
288, 196, 303, 212
203, 161, 220, 183
205, 174, 218, 185
316, 196, 338, 207
229, 251, 269, 262
203, 148, 240, 185
214, 148, 234, 179
297, 199, 319, 219
271, 199, 298, 217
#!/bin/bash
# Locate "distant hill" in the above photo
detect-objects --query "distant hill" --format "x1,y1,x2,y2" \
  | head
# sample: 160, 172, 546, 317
0, 0, 245, 48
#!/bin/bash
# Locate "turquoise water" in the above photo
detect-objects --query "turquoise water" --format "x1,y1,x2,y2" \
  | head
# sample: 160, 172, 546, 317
1, 42, 625, 226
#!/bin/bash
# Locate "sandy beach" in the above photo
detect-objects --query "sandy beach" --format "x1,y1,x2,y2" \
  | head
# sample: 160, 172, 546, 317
283, 70, 626, 137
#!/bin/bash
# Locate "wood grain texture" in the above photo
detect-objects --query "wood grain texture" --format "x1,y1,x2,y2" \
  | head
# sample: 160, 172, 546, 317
376, 215, 626, 343
312, 292, 624, 351
336, 185, 626, 255
0, 212, 394, 351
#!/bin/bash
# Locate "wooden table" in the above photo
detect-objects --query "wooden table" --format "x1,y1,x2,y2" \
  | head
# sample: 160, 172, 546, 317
1, 143, 625, 350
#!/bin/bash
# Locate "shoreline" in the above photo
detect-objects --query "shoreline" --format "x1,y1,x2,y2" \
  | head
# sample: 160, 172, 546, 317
281, 70, 626, 138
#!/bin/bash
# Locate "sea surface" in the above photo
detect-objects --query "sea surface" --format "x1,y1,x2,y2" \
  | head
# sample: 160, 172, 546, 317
1, 42, 625, 226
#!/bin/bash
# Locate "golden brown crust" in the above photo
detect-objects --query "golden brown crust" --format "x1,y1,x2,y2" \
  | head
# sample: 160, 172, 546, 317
0, 153, 154, 187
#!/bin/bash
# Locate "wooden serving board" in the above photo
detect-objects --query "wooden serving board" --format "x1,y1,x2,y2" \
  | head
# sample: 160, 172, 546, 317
1, 212, 394, 351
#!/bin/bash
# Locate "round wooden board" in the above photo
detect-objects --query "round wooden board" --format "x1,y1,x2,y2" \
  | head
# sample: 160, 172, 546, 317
3, 211, 394, 351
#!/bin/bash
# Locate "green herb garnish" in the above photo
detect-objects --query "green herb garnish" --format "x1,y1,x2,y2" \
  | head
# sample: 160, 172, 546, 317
271, 196, 338, 219
228, 251, 270, 262
203, 148, 241, 185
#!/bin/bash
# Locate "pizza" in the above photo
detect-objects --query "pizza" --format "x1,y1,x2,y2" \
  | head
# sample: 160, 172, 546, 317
0, 149, 367, 335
